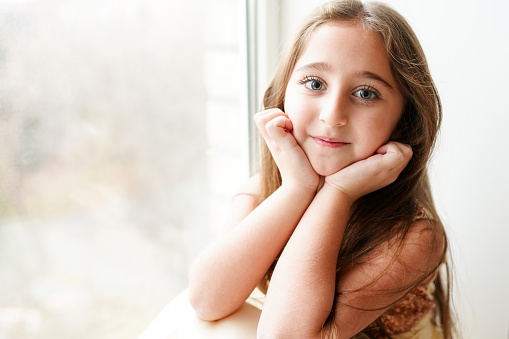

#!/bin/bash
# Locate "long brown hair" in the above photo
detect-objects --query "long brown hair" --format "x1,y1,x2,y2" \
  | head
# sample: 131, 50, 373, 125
257, 0, 454, 337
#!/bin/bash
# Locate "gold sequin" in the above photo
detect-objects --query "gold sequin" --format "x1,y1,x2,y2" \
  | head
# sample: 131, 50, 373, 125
366, 284, 436, 337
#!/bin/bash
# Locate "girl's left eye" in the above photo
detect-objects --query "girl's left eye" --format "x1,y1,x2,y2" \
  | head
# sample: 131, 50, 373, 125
353, 87, 380, 101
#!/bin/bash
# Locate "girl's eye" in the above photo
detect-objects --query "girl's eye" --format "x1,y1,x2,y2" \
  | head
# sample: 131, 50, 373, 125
353, 86, 380, 101
299, 77, 326, 91
307, 80, 324, 91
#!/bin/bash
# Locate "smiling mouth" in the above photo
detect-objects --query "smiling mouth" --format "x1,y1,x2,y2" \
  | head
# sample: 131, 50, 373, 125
312, 137, 349, 148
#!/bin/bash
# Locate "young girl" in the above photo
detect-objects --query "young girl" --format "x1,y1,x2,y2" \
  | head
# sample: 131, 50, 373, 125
188, 1, 454, 338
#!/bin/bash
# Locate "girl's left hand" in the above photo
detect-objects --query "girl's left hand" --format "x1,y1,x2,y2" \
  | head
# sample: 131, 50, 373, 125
324, 142, 412, 203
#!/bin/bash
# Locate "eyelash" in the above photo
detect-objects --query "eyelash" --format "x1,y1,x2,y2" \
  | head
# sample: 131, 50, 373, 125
298, 76, 325, 91
354, 85, 382, 103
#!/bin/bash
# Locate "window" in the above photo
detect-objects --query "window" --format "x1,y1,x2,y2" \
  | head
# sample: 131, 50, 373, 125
0, 0, 246, 337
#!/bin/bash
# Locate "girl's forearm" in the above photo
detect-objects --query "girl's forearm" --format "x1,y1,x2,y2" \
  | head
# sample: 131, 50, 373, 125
258, 183, 351, 337
188, 183, 316, 321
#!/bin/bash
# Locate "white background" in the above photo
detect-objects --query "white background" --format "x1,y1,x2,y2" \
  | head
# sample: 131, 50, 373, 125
265, 0, 509, 338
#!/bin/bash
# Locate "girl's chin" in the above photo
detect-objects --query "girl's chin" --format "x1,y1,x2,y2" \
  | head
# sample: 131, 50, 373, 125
311, 162, 347, 177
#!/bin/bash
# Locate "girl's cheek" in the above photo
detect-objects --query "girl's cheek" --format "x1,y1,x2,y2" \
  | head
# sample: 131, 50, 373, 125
284, 94, 303, 120
286, 108, 295, 121
283, 100, 295, 120
286, 108, 301, 126
285, 86, 313, 123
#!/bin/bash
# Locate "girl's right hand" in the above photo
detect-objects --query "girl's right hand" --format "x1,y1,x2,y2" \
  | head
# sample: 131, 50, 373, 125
255, 108, 319, 191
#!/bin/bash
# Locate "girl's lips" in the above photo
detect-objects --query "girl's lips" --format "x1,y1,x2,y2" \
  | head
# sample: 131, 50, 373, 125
312, 136, 349, 148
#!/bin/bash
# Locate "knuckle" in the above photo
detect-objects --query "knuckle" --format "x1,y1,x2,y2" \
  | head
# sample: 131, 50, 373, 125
403, 144, 413, 154
265, 118, 277, 129
254, 114, 264, 126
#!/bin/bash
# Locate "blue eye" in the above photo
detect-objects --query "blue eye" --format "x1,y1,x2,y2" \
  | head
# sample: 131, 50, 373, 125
353, 86, 380, 101
358, 89, 374, 99
299, 77, 325, 91
307, 79, 324, 91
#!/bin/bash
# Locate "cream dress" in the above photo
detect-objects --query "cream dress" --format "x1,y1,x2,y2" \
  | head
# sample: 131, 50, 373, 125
138, 289, 260, 339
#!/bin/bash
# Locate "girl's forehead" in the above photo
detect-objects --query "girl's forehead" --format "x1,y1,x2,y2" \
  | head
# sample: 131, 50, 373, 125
293, 22, 396, 85
297, 22, 387, 66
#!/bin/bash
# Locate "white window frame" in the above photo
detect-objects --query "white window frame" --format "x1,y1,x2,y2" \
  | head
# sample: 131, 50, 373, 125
241, 0, 281, 175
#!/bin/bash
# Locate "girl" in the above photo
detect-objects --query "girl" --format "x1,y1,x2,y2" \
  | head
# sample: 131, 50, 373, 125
188, 0, 454, 338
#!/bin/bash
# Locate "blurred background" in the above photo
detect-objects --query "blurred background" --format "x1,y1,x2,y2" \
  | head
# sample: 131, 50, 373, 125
0, 0, 246, 338
1, 0, 508, 338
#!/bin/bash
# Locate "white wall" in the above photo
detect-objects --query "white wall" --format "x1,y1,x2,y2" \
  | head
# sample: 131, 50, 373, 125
275, 1, 509, 338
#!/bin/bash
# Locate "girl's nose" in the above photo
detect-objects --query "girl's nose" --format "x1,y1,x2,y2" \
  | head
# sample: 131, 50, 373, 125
319, 92, 348, 127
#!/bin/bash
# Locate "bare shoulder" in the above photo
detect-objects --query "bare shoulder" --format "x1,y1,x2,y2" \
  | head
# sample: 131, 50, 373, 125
368, 218, 446, 279
329, 218, 447, 335
224, 174, 262, 229
399, 218, 446, 269
337, 218, 446, 303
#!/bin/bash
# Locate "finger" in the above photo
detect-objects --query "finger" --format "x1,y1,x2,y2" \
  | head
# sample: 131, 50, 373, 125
270, 115, 293, 132
265, 116, 294, 144
371, 144, 411, 175
376, 142, 412, 158
375, 143, 390, 154
254, 109, 287, 137
254, 108, 286, 125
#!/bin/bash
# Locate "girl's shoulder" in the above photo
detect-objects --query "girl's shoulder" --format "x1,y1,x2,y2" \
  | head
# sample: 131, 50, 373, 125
338, 212, 445, 297
388, 204, 445, 267
332, 214, 446, 337
409, 206, 446, 262
403, 216, 446, 266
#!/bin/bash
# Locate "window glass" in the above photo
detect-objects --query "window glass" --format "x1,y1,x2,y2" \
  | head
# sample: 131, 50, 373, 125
0, 1, 244, 337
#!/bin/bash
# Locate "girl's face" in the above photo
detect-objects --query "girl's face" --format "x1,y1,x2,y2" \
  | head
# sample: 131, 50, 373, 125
284, 22, 404, 176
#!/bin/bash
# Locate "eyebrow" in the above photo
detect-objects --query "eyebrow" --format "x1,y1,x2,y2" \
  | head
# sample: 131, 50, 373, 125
295, 62, 333, 73
295, 62, 395, 90
355, 71, 394, 90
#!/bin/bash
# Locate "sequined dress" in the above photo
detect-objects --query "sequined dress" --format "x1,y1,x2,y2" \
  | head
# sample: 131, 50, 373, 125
362, 278, 443, 338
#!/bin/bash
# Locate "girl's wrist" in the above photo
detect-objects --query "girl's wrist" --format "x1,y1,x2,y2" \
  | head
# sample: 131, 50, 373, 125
322, 180, 356, 207
280, 180, 318, 197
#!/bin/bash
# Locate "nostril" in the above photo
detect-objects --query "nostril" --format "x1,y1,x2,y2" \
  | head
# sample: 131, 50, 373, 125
319, 112, 347, 127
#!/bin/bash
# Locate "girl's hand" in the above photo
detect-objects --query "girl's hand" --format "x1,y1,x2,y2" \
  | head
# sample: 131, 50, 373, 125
324, 142, 412, 203
255, 108, 319, 191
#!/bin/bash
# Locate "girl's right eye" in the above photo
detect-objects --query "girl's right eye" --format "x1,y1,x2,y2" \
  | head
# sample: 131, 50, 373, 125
299, 76, 326, 91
